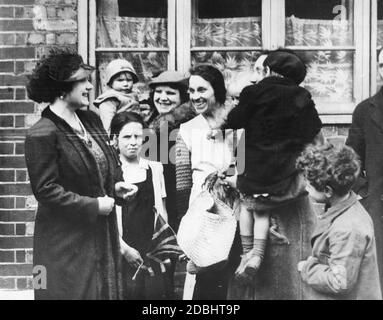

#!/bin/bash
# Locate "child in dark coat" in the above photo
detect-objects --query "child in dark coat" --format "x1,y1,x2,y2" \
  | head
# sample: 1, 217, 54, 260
224, 49, 322, 283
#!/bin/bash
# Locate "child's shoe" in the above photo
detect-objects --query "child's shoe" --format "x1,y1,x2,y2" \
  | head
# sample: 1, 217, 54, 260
235, 252, 262, 285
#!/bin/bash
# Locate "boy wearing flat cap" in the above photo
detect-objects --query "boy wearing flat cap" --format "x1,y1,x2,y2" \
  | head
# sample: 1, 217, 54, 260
223, 49, 322, 285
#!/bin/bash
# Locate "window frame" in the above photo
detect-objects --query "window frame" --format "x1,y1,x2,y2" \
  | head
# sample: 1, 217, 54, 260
81, 0, 374, 123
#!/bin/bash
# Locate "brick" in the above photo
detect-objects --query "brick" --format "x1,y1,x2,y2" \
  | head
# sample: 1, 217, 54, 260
25, 222, 34, 235
0, 250, 14, 262
0, 60, 14, 72
0, 116, 13, 128
0, 237, 33, 250
15, 197, 26, 209
0, 142, 13, 154
0, 102, 33, 113
27, 33, 45, 45
0, 19, 33, 32
46, 33, 55, 45
0, 74, 28, 87
17, 277, 28, 289
0, 33, 14, 46
0, 210, 35, 222
0, 0, 34, 4
47, 7, 56, 18
0, 88, 13, 100
0, 6, 13, 18
0, 278, 15, 289
0, 183, 31, 196
0, 129, 28, 140
14, 7, 34, 19
57, 33, 77, 45
16, 170, 27, 182
15, 33, 28, 46
15, 88, 26, 100
0, 223, 14, 235
24, 60, 37, 74
0, 197, 14, 209
16, 250, 26, 263
26, 250, 33, 264
15, 116, 25, 128
0, 264, 33, 276
0, 170, 15, 182
25, 196, 36, 209
57, 7, 76, 19
15, 142, 24, 155
16, 223, 26, 235
0, 47, 35, 60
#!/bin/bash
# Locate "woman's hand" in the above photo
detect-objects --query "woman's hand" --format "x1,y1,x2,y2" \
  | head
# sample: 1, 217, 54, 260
97, 196, 115, 216
115, 182, 138, 201
119, 239, 143, 269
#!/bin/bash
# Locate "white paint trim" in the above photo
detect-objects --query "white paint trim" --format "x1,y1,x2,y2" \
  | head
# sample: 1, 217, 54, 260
77, 0, 88, 63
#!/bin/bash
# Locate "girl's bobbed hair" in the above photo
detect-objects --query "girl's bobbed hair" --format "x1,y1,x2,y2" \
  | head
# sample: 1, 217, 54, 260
110, 111, 147, 140
189, 64, 227, 105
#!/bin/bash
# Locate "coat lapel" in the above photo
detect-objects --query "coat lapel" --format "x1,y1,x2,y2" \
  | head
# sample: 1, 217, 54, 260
41, 107, 110, 195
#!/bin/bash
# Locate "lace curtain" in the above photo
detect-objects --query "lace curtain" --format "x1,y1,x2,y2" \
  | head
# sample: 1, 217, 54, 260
377, 20, 383, 88
285, 15, 354, 102
96, 0, 168, 95
191, 17, 261, 89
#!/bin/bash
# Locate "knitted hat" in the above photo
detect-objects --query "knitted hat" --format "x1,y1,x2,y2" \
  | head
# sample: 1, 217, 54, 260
105, 59, 139, 85
264, 51, 307, 85
149, 70, 188, 88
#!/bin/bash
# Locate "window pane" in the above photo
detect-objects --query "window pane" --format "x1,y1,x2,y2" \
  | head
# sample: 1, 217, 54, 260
298, 50, 354, 103
191, 51, 261, 85
285, 0, 354, 46
97, 0, 167, 48
117, 0, 167, 17
192, 0, 262, 47
96, 52, 168, 97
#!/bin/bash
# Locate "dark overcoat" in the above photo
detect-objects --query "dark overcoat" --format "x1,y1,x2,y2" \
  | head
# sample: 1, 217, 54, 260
25, 107, 122, 300
346, 88, 383, 289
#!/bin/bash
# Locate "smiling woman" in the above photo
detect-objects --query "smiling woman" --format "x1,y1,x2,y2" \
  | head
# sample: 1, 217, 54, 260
176, 64, 241, 300
24, 48, 125, 300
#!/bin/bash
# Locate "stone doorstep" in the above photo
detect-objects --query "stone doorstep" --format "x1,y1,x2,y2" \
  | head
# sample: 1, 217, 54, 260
0, 290, 34, 300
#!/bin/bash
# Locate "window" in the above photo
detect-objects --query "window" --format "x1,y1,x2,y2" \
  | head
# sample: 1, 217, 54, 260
284, 0, 360, 117
83, 0, 375, 122
372, 0, 383, 93
88, 0, 176, 104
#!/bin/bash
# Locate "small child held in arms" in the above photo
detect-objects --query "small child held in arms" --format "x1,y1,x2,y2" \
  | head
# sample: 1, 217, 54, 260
224, 49, 322, 284
296, 144, 382, 300
94, 59, 140, 134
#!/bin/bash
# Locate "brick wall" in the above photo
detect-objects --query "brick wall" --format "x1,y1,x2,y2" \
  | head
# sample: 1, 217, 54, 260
0, 0, 78, 291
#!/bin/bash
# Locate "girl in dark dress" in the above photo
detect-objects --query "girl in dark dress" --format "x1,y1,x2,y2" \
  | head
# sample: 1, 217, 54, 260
110, 112, 179, 299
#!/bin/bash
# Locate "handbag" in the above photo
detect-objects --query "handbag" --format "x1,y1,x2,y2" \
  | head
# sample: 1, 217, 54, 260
177, 190, 237, 267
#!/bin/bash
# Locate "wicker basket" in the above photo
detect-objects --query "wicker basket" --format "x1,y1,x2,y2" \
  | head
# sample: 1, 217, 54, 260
177, 191, 237, 267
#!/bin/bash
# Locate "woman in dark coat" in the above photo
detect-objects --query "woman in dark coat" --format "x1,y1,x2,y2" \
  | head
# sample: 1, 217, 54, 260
226, 50, 322, 299
25, 49, 132, 300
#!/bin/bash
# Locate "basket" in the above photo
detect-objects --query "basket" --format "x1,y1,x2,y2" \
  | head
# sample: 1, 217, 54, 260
177, 191, 237, 267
